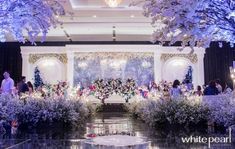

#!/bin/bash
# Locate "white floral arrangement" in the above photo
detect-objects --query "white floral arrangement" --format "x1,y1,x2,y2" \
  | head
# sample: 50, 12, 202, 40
203, 95, 235, 127
126, 95, 235, 128
0, 94, 92, 128
128, 99, 209, 126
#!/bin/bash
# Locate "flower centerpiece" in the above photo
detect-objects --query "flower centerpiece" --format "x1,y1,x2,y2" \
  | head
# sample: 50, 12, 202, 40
92, 78, 137, 103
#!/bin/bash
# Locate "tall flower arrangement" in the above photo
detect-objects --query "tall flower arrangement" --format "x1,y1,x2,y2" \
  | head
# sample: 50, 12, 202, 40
0, 0, 65, 43
133, 0, 235, 49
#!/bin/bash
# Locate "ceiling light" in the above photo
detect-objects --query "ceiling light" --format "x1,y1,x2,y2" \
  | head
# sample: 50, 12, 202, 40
93, 15, 97, 18
105, 0, 122, 8
130, 15, 135, 18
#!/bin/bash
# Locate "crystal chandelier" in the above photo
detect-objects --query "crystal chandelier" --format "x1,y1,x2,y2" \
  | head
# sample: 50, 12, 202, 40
105, 0, 122, 8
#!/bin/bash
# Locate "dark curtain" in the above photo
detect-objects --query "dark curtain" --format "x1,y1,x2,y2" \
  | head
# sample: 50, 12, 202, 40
0, 41, 234, 87
204, 42, 235, 88
0, 42, 22, 83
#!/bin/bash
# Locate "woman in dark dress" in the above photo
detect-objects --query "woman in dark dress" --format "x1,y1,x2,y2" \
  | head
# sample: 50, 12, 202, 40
203, 80, 219, 95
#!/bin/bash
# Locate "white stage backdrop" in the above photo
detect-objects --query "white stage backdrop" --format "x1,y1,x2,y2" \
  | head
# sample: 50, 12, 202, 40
20, 45, 205, 86
73, 52, 154, 87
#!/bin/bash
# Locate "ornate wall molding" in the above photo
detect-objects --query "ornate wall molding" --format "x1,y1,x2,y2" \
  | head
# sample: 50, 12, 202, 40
160, 53, 198, 63
74, 52, 154, 60
28, 54, 68, 64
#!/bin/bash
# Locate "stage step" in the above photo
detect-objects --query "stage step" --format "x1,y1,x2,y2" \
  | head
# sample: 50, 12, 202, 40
98, 104, 127, 112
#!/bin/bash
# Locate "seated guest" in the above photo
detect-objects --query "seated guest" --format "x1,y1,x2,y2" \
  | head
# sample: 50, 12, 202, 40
202, 84, 207, 90
36, 85, 46, 97
27, 81, 34, 94
203, 81, 219, 95
149, 81, 158, 91
185, 79, 193, 91
223, 83, 232, 94
0, 71, 14, 94
215, 79, 223, 94
194, 85, 203, 96
170, 80, 182, 98
162, 84, 170, 100
18, 76, 29, 94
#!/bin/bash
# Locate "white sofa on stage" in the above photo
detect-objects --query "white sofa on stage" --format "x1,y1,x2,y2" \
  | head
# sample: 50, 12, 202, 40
85, 94, 140, 104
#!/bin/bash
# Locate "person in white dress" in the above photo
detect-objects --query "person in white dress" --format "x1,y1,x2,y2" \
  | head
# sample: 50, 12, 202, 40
0, 72, 14, 94
170, 80, 182, 99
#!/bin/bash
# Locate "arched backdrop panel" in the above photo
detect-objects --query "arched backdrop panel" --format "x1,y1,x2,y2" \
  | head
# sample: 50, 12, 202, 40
162, 57, 194, 83
34, 58, 66, 84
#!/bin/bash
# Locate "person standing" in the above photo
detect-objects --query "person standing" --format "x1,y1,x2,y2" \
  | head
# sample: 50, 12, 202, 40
18, 76, 29, 94
0, 72, 15, 94
170, 79, 182, 98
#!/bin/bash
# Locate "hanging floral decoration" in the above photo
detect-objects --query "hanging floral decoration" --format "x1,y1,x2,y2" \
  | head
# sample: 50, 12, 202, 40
132, 0, 235, 49
0, 0, 65, 43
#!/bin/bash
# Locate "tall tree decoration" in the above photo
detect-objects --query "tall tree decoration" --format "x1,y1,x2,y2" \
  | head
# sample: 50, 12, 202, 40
34, 67, 44, 88
0, 0, 65, 43
132, 0, 235, 50
183, 66, 193, 84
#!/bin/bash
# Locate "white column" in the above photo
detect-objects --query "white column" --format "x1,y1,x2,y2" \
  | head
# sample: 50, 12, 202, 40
21, 53, 31, 81
197, 53, 205, 86
154, 52, 161, 83
67, 51, 74, 87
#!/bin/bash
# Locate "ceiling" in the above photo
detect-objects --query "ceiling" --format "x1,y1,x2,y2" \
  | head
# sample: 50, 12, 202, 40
8, 0, 155, 42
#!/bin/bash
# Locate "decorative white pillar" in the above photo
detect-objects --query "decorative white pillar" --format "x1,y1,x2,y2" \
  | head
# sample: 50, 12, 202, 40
66, 51, 74, 87
197, 53, 205, 86
21, 53, 31, 81
154, 52, 161, 83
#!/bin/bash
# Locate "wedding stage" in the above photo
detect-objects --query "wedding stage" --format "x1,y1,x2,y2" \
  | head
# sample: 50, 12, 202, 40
21, 45, 205, 87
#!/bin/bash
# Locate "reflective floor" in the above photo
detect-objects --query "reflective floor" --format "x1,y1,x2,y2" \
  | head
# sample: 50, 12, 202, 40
0, 112, 234, 149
